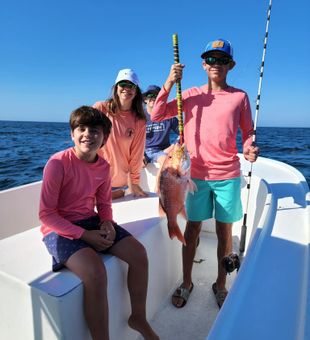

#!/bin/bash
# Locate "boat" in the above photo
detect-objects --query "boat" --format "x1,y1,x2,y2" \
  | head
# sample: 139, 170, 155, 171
0, 154, 309, 340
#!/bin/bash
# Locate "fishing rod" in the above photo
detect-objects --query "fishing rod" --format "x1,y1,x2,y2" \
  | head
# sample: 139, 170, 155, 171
239, 0, 272, 255
222, 0, 273, 273
172, 33, 184, 146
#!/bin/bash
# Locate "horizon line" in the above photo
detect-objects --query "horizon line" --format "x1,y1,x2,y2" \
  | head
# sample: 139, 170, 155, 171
0, 119, 309, 129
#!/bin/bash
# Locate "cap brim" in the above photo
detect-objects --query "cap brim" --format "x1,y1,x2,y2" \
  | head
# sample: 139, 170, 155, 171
201, 51, 232, 59
143, 91, 159, 96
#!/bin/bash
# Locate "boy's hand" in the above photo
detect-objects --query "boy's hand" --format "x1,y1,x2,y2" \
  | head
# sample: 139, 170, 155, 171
130, 183, 148, 197
80, 229, 114, 251
100, 220, 116, 242
244, 145, 260, 163
164, 63, 185, 92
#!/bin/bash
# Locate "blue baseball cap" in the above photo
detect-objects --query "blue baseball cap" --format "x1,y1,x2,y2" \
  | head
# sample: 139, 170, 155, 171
201, 38, 233, 59
143, 85, 161, 96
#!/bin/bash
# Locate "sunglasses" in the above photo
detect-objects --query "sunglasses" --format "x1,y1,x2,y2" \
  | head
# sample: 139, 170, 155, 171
204, 56, 232, 65
118, 81, 137, 89
146, 93, 157, 99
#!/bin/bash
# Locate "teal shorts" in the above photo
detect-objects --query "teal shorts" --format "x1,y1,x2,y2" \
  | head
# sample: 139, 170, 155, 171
186, 177, 243, 223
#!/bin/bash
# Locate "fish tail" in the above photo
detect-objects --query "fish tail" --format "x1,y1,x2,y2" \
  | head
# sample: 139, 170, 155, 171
168, 221, 186, 245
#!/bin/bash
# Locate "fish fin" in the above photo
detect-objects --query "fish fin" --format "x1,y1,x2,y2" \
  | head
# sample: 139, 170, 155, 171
155, 159, 167, 193
168, 222, 186, 245
158, 198, 167, 217
176, 229, 186, 246
187, 178, 198, 194
180, 206, 187, 220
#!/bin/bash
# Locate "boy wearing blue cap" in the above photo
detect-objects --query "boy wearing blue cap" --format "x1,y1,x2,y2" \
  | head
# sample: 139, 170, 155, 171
151, 38, 259, 308
143, 85, 179, 166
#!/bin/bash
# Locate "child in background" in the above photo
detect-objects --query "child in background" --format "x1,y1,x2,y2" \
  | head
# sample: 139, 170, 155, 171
143, 85, 179, 166
151, 38, 259, 309
39, 106, 159, 340
94, 69, 148, 199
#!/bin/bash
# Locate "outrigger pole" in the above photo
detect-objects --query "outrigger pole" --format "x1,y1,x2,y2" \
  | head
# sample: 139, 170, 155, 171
172, 34, 184, 146
239, 0, 273, 256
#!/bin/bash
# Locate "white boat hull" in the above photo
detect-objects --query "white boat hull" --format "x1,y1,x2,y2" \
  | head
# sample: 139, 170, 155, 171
0, 155, 309, 340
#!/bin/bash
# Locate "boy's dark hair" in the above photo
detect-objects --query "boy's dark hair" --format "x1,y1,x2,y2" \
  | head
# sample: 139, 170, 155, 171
70, 106, 112, 137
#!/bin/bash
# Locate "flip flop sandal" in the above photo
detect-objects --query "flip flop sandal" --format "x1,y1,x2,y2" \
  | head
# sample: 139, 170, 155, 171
212, 282, 228, 308
172, 283, 194, 308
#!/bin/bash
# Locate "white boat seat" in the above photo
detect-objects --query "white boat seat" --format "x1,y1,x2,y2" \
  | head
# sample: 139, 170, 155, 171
0, 191, 185, 340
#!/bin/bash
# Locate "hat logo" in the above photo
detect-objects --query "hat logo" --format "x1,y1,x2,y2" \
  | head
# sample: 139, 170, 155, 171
212, 41, 224, 48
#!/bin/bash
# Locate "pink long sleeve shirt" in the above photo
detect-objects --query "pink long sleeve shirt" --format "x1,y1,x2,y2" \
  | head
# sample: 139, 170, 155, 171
151, 85, 254, 180
93, 101, 146, 187
39, 148, 113, 239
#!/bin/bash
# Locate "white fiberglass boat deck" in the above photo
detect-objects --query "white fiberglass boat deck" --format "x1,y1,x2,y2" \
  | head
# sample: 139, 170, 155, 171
150, 156, 310, 340
0, 155, 309, 340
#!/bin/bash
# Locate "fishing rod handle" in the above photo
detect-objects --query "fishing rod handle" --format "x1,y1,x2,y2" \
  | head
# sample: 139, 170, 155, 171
172, 34, 180, 64
239, 212, 248, 254
172, 33, 184, 144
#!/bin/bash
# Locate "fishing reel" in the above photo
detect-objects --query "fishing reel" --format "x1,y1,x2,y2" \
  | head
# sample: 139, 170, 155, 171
221, 253, 240, 274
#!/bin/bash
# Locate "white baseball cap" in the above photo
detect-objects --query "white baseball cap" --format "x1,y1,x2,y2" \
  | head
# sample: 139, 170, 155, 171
115, 68, 140, 86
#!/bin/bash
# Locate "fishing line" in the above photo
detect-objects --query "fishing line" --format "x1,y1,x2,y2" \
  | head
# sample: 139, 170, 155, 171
172, 34, 184, 146
239, 0, 273, 256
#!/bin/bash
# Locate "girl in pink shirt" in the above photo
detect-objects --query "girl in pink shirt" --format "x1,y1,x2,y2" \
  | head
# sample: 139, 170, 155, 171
39, 106, 159, 340
94, 69, 147, 199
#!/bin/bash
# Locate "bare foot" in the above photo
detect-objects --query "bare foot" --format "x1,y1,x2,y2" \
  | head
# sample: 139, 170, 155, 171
128, 315, 160, 340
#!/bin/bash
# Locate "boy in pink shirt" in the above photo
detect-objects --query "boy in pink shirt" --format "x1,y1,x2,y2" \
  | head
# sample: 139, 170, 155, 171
151, 39, 259, 308
40, 106, 159, 340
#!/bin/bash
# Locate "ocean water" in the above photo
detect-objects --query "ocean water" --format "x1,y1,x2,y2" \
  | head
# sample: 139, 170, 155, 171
0, 121, 309, 191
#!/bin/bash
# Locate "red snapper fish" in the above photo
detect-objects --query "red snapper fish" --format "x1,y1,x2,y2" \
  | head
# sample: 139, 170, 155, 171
157, 143, 197, 245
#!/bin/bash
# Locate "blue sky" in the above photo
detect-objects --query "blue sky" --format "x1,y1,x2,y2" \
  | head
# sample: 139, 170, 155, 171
0, 0, 309, 127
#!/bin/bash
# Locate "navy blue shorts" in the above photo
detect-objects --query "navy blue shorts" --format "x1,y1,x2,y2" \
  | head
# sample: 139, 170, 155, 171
43, 215, 131, 272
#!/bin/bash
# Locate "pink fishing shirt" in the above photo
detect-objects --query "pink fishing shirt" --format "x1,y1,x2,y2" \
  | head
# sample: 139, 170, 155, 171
151, 85, 254, 180
93, 101, 146, 187
39, 148, 113, 239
